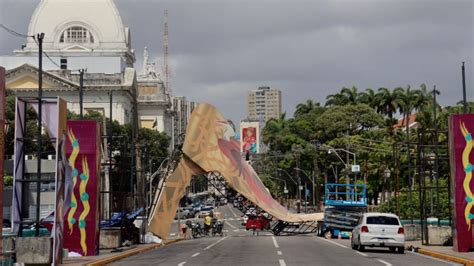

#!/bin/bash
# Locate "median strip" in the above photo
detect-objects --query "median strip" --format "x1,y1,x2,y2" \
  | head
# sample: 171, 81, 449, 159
417, 248, 474, 266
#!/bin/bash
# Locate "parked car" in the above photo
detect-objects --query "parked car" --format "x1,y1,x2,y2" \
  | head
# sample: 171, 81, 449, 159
199, 206, 213, 218
175, 208, 190, 220
184, 206, 197, 218
351, 212, 405, 253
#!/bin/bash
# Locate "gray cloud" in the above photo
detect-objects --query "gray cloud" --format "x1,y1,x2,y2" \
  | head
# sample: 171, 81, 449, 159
1, 0, 473, 122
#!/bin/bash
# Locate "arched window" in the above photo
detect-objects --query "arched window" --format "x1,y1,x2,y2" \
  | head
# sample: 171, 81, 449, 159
59, 26, 94, 43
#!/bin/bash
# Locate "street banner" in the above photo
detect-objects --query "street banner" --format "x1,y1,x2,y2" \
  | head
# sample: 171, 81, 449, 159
449, 114, 474, 252
149, 103, 323, 239
64, 120, 101, 256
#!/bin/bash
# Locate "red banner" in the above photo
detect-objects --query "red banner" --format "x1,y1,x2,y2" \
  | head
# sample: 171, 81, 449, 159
449, 114, 474, 252
64, 121, 101, 256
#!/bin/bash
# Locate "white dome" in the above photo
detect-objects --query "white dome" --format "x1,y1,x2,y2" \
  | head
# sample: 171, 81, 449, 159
18, 0, 134, 64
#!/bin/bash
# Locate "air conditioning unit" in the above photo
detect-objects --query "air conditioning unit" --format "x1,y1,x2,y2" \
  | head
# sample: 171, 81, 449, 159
47, 155, 56, 160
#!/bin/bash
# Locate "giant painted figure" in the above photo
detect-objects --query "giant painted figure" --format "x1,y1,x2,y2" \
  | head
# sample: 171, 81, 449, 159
449, 114, 474, 252
149, 103, 322, 239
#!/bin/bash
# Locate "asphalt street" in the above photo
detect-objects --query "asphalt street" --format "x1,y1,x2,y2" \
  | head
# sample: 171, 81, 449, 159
112, 205, 460, 266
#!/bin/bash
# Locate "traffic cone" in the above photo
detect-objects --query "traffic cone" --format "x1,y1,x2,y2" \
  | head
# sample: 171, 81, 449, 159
349, 233, 352, 241
338, 232, 342, 240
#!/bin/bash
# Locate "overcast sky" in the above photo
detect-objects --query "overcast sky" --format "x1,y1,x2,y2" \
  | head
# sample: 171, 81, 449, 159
1, 0, 473, 123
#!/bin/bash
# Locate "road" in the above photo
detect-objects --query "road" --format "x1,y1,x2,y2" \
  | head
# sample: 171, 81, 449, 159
113, 205, 459, 266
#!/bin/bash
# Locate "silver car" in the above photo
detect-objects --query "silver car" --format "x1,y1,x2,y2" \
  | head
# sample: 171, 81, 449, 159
351, 212, 405, 253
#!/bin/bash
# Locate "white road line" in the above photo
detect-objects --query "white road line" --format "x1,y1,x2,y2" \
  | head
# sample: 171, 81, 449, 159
228, 218, 235, 221
233, 229, 239, 232
317, 238, 348, 249
356, 251, 368, 257
228, 205, 238, 217
226, 221, 238, 229
277, 251, 282, 255
191, 252, 200, 257
271, 236, 280, 249
377, 259, 392, 266
279, 259, 286, 266
170, 233, 177, 236
178, 261, 186, 266
204, 236, 228, 250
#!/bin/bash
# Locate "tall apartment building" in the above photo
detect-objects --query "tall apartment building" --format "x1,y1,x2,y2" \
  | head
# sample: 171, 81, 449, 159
247, 86, 282, 122
172, 96, 196, 148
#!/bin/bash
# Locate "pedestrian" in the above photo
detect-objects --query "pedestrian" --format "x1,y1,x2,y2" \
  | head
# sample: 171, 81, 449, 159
204, 213, 213, 236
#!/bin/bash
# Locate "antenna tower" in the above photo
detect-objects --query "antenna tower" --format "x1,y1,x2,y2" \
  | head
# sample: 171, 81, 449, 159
163, 9, 171, 95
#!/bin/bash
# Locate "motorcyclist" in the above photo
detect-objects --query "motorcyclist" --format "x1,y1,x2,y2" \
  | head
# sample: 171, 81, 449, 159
204, 211, 213, 236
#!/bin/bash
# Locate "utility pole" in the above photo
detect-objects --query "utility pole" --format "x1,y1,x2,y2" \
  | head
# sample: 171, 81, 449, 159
79, 69, 85, 119
35, 33, 45, 236
462, 62, 467, 114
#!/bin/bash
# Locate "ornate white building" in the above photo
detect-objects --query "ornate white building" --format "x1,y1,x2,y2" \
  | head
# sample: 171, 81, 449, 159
1, 0, 174, 135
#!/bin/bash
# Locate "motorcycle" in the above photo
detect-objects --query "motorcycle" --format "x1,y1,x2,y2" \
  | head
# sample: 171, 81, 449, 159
211, 219, 224, 236
186, 221, 204, 238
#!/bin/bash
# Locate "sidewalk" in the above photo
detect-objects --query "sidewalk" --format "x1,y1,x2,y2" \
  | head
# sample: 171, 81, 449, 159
61, 239, 182, 266
406, 241, 474, 266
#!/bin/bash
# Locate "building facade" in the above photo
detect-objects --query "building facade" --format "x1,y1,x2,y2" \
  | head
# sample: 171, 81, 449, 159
246, 86, 281, 123
172, 96, 196, 147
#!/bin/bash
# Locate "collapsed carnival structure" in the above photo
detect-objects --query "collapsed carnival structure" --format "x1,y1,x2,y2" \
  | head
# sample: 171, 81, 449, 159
148, 103, 323, 239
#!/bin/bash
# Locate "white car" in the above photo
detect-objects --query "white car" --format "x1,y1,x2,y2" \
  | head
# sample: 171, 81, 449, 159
351, 212, 405, 254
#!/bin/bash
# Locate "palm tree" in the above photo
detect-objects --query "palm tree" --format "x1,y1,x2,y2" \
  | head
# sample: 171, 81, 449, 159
358, 88, 378, 109
376, 87, 401, 119
262, 113, 287, 147
294, 99, 320, 117
340, 86, 359, 105
325, 92, 347, 106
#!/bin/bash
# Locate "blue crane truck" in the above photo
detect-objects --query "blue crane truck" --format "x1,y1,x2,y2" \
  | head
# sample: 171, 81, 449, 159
322, 183, 367, 239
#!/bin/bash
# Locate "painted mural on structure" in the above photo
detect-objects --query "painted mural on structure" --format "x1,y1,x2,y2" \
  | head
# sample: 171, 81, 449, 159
63, 121, 101, 256
149, 103, 322, 239
242, 127, 257, 154
449, 114, 474, 252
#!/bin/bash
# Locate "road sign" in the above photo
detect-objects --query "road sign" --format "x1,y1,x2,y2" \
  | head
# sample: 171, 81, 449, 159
351, 165, 360, 173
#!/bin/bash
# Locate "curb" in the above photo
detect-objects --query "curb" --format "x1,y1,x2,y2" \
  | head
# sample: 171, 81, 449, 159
417, 248, 474, 266
86, 238, 184, 266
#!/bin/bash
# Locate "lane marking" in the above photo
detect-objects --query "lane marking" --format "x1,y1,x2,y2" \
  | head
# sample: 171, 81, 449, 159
356, 251, 368, 257
191, 252, 200, 257
279, 259, 286, 266
228, 205, 238, 217
317, 237, 348, 249
277, 251, 282, 255
204, 236, 228, 250
233, 229, 239, 232
229, 218, 235, 221
271, 236, 280, 248
225, 221, 238, 229
377, 259, 392, 266
170, 233, 177, 236
178, 262, 186, 266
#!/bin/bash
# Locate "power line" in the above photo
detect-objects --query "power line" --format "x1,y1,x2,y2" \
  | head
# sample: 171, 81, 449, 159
32, 37, 62, 69
0, 23, 32, 38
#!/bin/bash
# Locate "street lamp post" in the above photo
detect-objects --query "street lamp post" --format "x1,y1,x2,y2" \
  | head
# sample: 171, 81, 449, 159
327, 148, 358, 200
276, 168, 298, 211
294, 167, 317, 210
384, 169, 391, 207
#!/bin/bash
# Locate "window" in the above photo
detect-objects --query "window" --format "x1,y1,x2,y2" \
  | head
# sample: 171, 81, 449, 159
366, 216, 400, 225
59, 26, 94, 43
